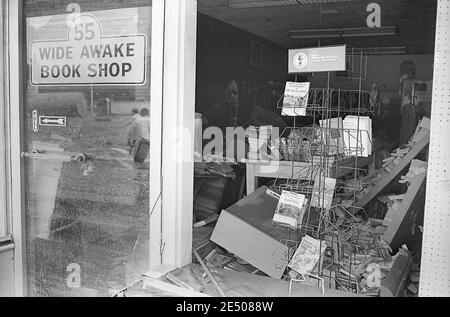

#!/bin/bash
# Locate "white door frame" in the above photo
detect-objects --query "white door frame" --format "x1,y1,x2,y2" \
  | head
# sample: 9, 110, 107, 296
8, 0, 26, 297
158, 0, 197, 268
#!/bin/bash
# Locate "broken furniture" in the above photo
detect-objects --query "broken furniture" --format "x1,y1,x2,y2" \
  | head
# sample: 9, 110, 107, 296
356, 118, 430, 209
194, 162, 246, 219
211, 186, 301, 279
380, 249, 411, 297
383, 161, 427, 251
244, 156, 372, 195
139, 263, 360, 297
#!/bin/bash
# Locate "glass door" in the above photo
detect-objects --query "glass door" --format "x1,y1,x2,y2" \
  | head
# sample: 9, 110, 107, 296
22, 0, 155, 297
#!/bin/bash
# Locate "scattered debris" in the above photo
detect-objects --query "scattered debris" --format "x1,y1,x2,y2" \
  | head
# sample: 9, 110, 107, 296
356, 119, 429, 208
194, 214, 220, 228
189, 118, 430, 297
192, 248, 227, 297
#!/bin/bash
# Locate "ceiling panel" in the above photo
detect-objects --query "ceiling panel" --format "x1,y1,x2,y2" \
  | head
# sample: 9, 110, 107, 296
198, 0, 437, 54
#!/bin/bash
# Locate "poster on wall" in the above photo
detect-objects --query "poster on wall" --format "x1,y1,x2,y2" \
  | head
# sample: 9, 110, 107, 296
29, 13, 147, 86
282, 82, 310, 117
288, 45, 346, 74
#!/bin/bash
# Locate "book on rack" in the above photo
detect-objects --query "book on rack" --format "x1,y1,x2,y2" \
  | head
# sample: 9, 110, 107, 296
273, 190, 307, 228
342, 116, 372, 158
319, 117, 346, 156
247, 125, 274, 161
282, 82, 310, 117
289, 235, 327, 276
310, 177, 337, 210
247, 125, 260, 160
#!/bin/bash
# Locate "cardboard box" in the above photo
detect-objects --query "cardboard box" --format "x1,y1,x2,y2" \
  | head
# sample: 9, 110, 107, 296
211, 186, 301, 279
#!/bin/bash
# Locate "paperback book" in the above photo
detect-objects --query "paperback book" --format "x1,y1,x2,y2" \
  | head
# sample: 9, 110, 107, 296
282, 82, 310, 117
319, 117, 346, 156
289, 235, 327, 276
310, 177, 337, 210
273, 190, 307, 228
343, 116, 372, 157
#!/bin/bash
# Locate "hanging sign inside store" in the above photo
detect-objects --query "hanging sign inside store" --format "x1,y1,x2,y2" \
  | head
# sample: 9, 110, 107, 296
30, 14, 147, 86
288, 45, 346, 74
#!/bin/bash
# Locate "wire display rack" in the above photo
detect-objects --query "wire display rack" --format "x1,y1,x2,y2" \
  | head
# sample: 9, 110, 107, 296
266, 55, 386, 294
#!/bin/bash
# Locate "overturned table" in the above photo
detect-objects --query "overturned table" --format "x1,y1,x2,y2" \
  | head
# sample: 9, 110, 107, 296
243, 156, 373, 195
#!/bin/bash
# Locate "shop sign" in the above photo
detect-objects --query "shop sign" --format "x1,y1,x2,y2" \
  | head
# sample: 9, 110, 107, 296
288, 45, 346, 74
30, 14, 147, 86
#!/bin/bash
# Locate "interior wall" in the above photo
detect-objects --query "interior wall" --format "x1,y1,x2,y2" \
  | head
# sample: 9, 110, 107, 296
308, 54, 434, 105
196, 13, 288, 125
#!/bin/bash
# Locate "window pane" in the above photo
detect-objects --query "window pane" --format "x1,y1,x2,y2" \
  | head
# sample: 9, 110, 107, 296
24, 0, 152, 296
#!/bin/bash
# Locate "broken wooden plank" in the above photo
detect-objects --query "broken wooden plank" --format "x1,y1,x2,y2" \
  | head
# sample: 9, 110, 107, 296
193, 248, 227, 297
410, 272, 420, 283
331, 155, 373, 178
388, 194, 405, 201
407, 283, 418, 294
383, 171, 427, 250
194, 214, 220, 228
356, 133, 429, 208
142, 277, 211, 297
166, 273, 198, 292
380, 250, 411, 297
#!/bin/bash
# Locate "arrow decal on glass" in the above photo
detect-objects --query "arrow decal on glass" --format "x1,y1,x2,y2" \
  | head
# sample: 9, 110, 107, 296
39, 116, 67, 127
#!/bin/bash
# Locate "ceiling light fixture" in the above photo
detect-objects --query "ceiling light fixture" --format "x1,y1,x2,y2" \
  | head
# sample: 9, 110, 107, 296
320, 9, 339, 14
289, 26, 396, 38
347, 46, 407, 55
227, 0, 358, 9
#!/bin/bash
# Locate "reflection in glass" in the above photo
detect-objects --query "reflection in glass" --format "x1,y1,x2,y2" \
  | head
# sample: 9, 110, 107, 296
24, 0, 152, 297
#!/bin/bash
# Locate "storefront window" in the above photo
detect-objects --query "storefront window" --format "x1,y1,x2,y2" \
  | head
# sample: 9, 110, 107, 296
23, 0, 153, 296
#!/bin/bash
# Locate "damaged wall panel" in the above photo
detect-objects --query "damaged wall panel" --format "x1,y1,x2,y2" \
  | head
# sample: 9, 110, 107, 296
383, 171, 427, 251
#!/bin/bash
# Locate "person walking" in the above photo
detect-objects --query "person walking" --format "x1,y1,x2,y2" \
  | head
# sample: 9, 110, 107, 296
126, 108, 141, 146
129, 108, 150, 168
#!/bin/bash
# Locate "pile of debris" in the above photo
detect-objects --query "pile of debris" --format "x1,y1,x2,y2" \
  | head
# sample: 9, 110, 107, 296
355, 117, 430, 209
148, 118, 430, 297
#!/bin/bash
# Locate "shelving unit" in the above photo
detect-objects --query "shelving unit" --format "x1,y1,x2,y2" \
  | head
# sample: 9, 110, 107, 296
260, 50, 392, 295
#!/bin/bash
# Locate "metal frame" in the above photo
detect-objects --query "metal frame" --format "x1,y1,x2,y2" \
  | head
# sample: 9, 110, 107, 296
8, 0, 26, 297
5, 0, 180, 296
2, 0, 450, 298
6, 0, 198, 296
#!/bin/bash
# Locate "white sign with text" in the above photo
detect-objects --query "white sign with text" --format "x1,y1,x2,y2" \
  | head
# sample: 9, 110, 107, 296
288, 45, 346, 74
30, 14, 147, 86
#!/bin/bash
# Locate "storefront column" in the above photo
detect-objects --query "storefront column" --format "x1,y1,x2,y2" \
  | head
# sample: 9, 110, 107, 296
420, 0, 450, 297
153, 0, 197, 269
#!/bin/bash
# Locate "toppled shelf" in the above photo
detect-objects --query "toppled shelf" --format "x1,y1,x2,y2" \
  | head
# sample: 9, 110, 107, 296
355, 130, 429, 209
383, 165, 427, 251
